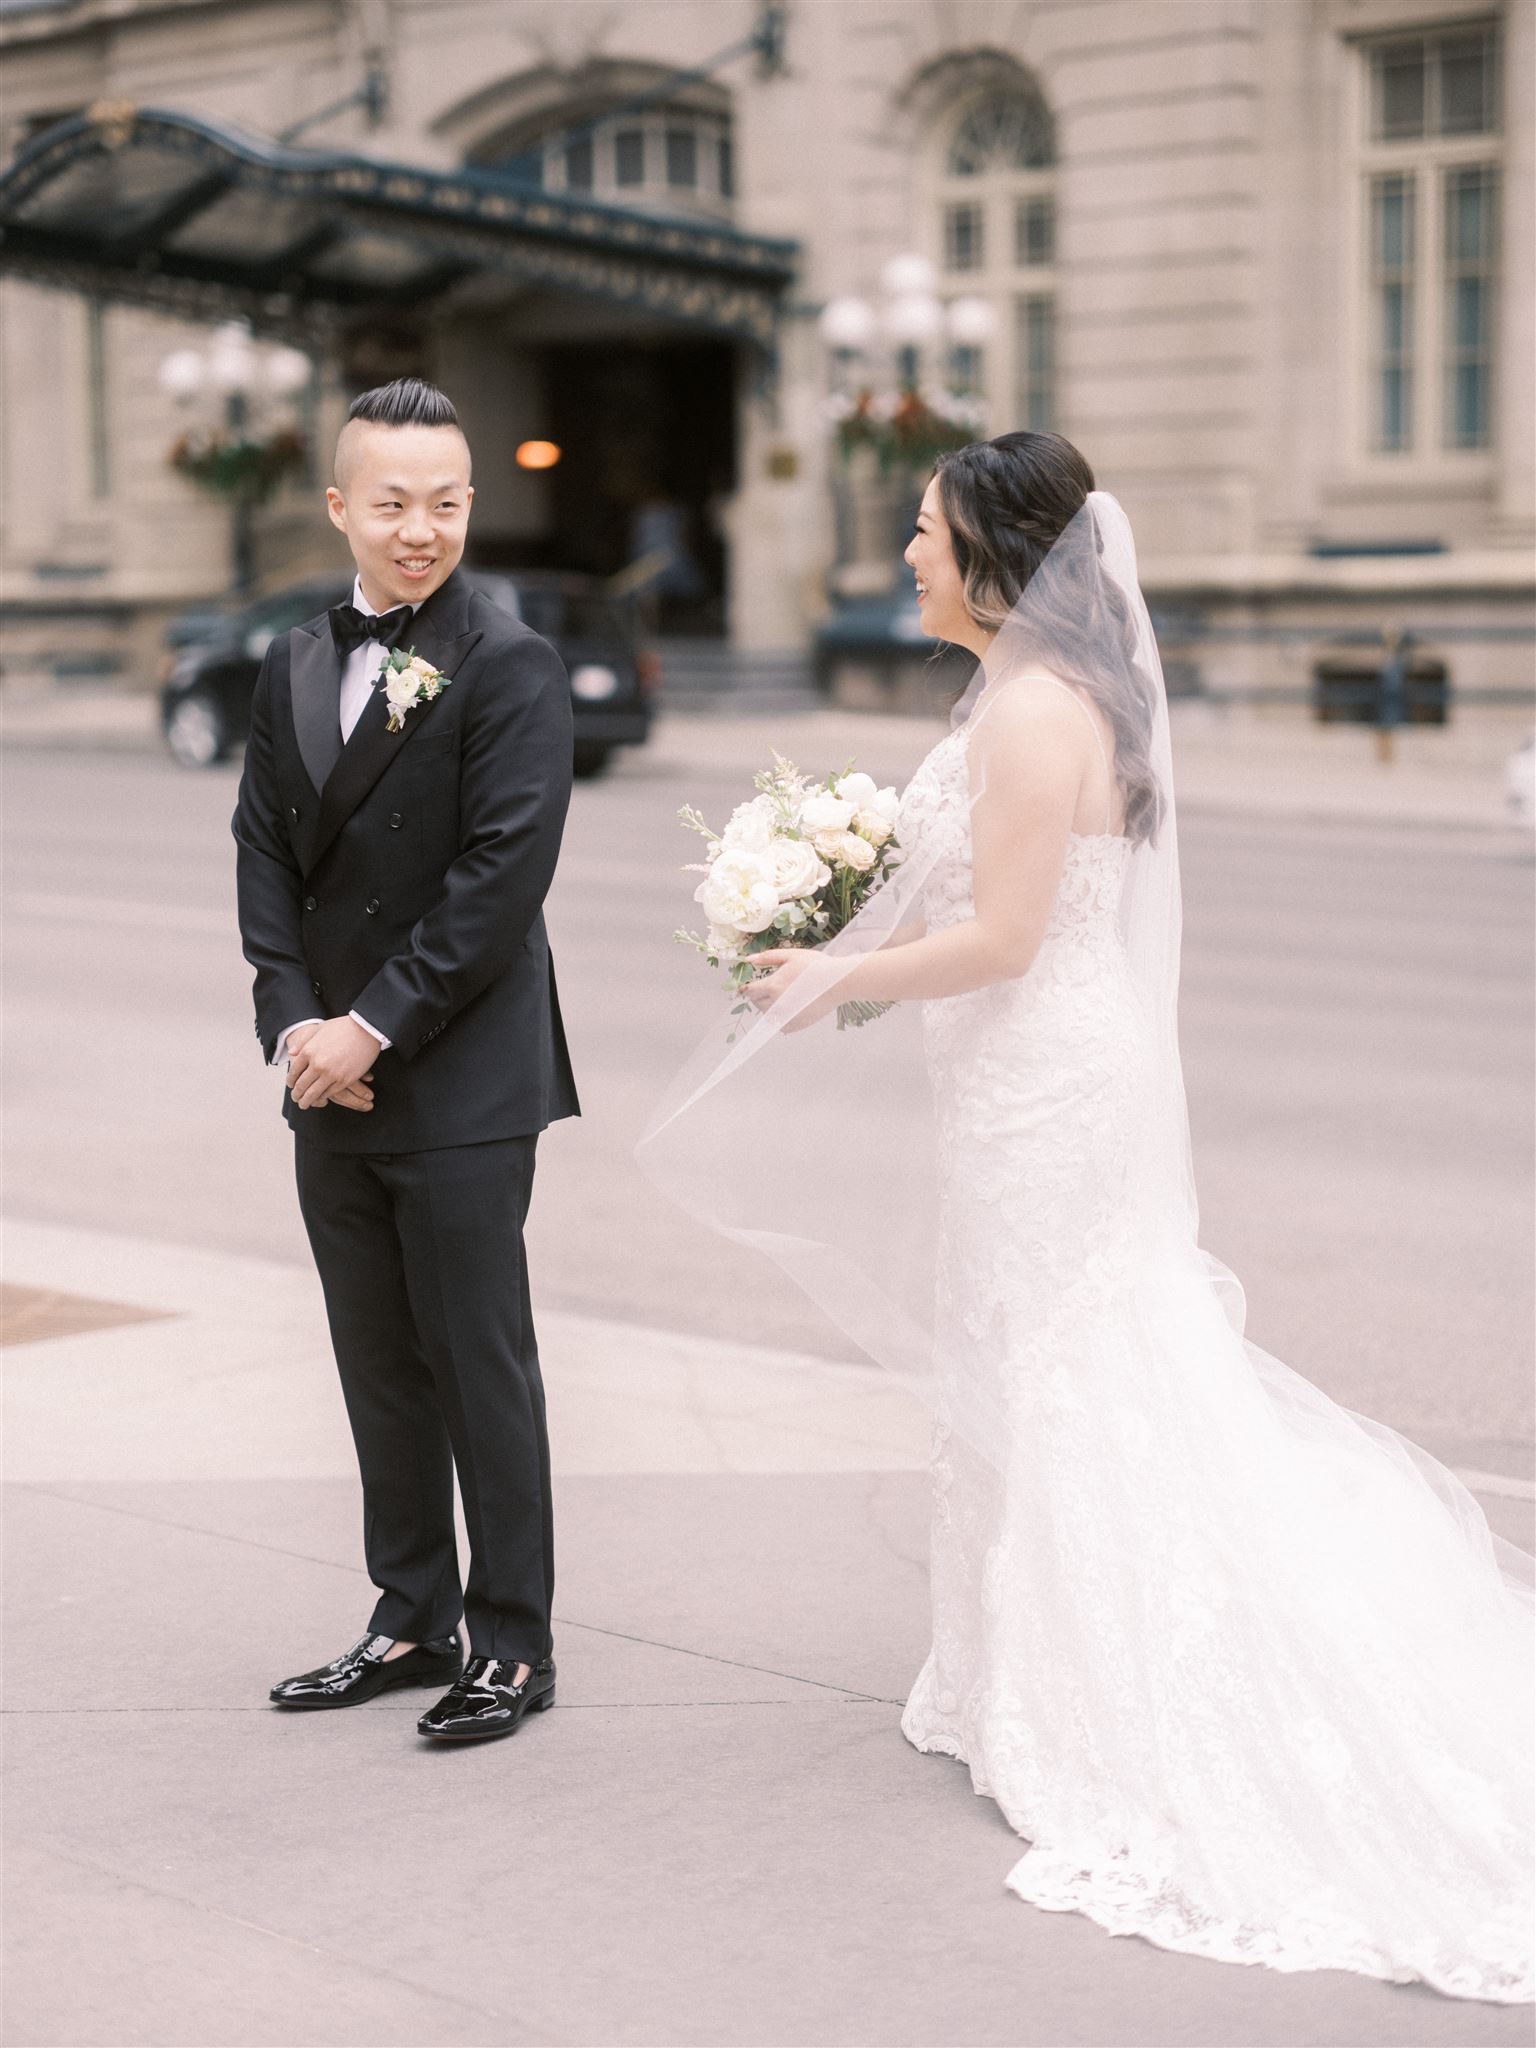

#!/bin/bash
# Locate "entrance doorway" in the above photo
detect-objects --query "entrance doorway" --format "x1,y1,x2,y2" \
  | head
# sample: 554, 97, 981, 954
533, 340, 737, 635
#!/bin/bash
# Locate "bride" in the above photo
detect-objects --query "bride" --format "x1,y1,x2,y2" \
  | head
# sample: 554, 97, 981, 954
640, 432, 1533, 2003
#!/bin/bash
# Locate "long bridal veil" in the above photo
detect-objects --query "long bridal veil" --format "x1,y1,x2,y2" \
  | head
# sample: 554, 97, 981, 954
640, 486, 1534, 1997
638, 486, 1533, 1615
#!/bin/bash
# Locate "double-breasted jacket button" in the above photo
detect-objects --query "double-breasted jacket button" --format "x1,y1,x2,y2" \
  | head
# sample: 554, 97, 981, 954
289, 805, 300, 821
388, 812, 403, 830
365, 898, 380, 915
303, 894, 317, 911
311, 979, 323, 996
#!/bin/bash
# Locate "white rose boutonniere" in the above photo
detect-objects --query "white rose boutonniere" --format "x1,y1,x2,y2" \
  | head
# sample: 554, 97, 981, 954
381, 646, 453, 733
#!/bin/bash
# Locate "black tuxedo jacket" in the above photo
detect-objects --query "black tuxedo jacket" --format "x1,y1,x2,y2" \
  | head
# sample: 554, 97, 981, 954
232, 566, 580, 1153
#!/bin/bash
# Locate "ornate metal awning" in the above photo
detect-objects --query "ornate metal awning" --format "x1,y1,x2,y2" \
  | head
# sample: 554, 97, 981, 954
0, 102, 797, 347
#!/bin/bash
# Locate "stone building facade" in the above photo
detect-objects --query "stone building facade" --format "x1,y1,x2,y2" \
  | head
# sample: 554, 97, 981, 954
1, 0, 1531, 707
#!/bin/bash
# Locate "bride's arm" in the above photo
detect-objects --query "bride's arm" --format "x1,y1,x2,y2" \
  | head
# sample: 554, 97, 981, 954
752, 691, 1087, 1013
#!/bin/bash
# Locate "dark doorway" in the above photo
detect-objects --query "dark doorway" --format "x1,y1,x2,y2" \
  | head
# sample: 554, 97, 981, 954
534, 339, 737, 634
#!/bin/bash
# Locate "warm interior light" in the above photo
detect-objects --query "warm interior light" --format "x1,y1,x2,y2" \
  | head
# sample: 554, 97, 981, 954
516, 440, 562, 470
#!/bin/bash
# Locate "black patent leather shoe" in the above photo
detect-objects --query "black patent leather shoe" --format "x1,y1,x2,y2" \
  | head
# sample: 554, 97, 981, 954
417, 1655, 556, 1742
269, 1631, 463, 1709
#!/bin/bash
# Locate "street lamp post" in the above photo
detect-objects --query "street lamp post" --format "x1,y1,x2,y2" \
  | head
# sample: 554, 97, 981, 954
157, 324, 313, 595
816, 254, 995, 586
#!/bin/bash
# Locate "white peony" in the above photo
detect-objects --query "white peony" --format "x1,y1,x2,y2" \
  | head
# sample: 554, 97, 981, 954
835, 829, 877, 872
768, 835, 831, 901
720, 796, 777, 854
696, 848, 780, 933
834, 771, 879, 809
798, 790, 855, 836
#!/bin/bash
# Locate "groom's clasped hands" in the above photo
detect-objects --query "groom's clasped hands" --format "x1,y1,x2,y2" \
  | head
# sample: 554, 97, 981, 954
283, 1018, 378, 1113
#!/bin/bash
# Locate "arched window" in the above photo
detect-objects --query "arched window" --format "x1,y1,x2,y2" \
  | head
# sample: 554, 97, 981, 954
466, 93, 734, 221
927, 76, 1058, 433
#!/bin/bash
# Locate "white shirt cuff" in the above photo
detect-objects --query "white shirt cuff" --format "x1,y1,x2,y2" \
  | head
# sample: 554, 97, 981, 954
348, 1011, 392, 1051
271, 1018, 322, 1069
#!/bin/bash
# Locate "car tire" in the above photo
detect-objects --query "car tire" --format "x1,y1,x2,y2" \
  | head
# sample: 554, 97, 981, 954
572, 742, 612, 780
166, 691, 229, 769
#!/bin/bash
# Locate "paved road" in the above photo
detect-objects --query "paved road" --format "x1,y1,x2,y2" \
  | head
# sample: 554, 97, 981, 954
4, 728, 1533, 2048
5, 730, 1531, 1470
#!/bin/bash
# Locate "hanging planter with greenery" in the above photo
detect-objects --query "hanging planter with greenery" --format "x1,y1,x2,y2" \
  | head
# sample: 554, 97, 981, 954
167, 425, 308, 505
826, 386, 984, 474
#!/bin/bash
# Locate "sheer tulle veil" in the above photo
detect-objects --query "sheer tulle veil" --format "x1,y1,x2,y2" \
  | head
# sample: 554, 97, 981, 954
637, 487, 1535, 1610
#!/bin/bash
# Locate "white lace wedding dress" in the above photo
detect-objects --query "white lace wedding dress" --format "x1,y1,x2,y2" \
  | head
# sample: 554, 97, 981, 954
893, 721, 1534, 2002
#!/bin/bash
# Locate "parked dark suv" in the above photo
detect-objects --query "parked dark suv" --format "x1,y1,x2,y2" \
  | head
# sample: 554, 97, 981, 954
159, 568, 658, 777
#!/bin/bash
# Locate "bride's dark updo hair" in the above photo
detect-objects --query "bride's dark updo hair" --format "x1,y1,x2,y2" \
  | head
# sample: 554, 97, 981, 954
933, 431, 1164, 844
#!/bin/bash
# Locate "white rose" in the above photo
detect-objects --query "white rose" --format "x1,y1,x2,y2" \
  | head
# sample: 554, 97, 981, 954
810, 827, 848, 860
408, 654, 438, 678
695, 849, 780, 933
720, 796, 777, 854
798, 790, 855, 835
853, 808, 893, 848
836, 830, 877, 872
834, 771, 878, 808
768, 835, 831, 901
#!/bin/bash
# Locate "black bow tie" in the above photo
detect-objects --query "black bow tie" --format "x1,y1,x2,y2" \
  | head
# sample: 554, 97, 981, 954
328, 601, 414, 658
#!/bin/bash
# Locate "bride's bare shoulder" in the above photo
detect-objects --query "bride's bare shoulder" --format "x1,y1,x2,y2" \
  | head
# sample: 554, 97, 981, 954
969, 672, 1096, 746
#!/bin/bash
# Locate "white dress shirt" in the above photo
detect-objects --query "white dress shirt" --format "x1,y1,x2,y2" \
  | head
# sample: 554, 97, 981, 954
272, 574, 422, 1072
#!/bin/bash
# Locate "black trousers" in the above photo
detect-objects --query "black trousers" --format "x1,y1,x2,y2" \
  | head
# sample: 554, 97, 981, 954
294, 1134, 553, 1664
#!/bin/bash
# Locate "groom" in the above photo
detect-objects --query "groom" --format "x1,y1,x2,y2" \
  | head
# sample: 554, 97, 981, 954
233, 376, 579, 1743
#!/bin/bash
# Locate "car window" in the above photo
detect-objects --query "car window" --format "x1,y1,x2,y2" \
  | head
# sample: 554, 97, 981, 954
514, 587, 633, 644
247, 585, 346, 634
467, 574, 521, 622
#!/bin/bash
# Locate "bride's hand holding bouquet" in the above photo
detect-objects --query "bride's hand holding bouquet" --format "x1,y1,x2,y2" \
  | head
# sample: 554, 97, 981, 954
740, 943, 836, 1033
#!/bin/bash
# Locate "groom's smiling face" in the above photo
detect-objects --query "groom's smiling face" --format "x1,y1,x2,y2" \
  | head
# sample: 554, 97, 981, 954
325, 420, 474, 613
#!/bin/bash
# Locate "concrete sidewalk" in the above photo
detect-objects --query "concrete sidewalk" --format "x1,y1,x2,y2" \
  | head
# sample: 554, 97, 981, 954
3, 1216, 1532, 2048
3, 678, 1532, 838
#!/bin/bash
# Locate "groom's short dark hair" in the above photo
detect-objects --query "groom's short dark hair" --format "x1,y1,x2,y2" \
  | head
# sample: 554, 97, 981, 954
346, 377, 459, 430
334, 377, 470, 490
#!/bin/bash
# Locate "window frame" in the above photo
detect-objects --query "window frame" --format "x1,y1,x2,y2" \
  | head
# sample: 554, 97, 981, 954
925, 86, 1058, 435
1347, 20, 1502, 470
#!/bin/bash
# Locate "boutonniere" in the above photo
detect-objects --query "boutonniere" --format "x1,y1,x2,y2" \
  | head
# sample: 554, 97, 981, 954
380, 646, 453, 733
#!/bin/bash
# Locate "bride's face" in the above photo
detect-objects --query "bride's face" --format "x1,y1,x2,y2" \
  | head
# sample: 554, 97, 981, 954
904, 478, 987, 655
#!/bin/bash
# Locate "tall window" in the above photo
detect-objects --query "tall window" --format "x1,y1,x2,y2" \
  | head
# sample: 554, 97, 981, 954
929, 83, 1057, 432
1367, 172, 1415, 450
1359, 23, 1500, 455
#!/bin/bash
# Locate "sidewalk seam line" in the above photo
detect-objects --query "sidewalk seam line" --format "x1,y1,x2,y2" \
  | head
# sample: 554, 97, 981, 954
11, 1483, 895, 1703
22, 1841, 522, 2032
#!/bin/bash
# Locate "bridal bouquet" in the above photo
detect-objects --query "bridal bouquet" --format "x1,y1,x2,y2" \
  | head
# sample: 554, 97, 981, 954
675, 755, 901, 1032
